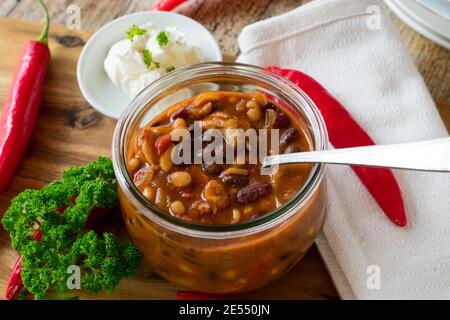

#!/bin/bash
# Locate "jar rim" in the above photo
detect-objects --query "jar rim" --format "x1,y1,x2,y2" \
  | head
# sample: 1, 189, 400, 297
112, 62, 328, 239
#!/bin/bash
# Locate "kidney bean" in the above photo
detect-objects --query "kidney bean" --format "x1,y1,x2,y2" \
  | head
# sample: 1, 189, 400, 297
223, 175, 250, 187
280, 128, 299, 146
202, 163, 224, 177
155, 134, 171, 155
221, 167, 250, 187
273, 110, 290, 129
237, 183, 273, 204
262, 102, 277, 111
171, 107, 189, 120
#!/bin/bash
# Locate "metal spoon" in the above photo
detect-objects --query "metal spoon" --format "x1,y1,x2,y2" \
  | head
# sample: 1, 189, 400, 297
262, 137, 450, 172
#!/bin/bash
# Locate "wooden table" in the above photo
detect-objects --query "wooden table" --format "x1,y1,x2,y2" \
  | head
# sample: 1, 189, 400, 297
0, 0, 448, 300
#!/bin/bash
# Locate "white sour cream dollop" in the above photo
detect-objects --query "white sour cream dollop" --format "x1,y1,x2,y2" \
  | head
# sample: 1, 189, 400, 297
104, 23, 204, 98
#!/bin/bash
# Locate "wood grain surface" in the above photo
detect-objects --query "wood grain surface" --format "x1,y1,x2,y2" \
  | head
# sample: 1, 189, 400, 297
0, 0, 448, 300
0, 18, 337, 300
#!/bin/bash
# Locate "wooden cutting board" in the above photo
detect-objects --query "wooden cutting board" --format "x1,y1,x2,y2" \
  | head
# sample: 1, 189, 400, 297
0, 18, 338, 300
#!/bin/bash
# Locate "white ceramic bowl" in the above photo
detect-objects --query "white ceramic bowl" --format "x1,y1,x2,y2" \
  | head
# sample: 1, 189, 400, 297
384, 0, 450, 50
77, 11, 222, 119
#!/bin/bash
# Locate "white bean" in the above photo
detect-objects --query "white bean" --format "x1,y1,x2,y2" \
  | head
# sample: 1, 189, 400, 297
169, 171, 192, 188
170, 201, 186, 215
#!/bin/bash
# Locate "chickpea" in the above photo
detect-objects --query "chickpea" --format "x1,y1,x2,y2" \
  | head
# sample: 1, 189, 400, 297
246, 100, 260, 110
204, 180, 229, 208
128, 157, 140, 170
247, 105, 261, 122
142, 186, 155, 201
170, 201, 186, 216
172, 118, 187, 128
253, 91, 268, 106
169, 171, 192, 188
246, 100, 261, 122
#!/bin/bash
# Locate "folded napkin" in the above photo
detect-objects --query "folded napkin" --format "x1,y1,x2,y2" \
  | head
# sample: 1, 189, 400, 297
237, 0, 450, 299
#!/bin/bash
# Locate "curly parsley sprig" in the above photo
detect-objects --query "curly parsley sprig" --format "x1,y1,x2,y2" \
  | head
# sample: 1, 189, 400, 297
2, 157, 142, 300
156, 31, 169, 47
143, 49, 160, 70
126, 24, 147, 42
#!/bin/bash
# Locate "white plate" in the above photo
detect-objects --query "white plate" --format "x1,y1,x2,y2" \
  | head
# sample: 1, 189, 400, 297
77, 11, 222, 119
384, 0, 450, 50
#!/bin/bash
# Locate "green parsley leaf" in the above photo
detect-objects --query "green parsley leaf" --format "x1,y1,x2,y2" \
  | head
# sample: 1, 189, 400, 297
126, 24, 147, 42
142, 49, 160, 69
156, 31, 169, 47
143, 49, 152, 67
166, 66, 175, 73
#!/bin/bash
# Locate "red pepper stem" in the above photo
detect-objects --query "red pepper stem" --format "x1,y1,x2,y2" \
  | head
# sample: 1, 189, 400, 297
36, 0, 50, 45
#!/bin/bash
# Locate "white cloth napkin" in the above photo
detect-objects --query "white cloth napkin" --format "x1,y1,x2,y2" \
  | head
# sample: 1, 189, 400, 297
237, 0, 450, 300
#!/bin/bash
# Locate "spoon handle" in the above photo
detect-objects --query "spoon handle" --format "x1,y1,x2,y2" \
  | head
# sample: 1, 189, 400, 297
263, 137, 450, 172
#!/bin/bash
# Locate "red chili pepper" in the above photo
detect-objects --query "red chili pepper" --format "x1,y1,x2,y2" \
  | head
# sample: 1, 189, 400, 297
6, 195, 110, 300
0, 0, 51, 194
6, 233, 42, 300
176, 291, 227, 300
151, 0, 188, 11
266, 66, 407, 227
5, 256, 25, 300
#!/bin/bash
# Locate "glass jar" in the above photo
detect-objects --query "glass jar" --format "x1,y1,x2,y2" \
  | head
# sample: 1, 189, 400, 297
112, 62, 328, 294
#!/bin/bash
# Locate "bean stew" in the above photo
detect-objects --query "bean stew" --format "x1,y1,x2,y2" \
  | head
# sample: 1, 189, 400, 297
126, 91, 314, 225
